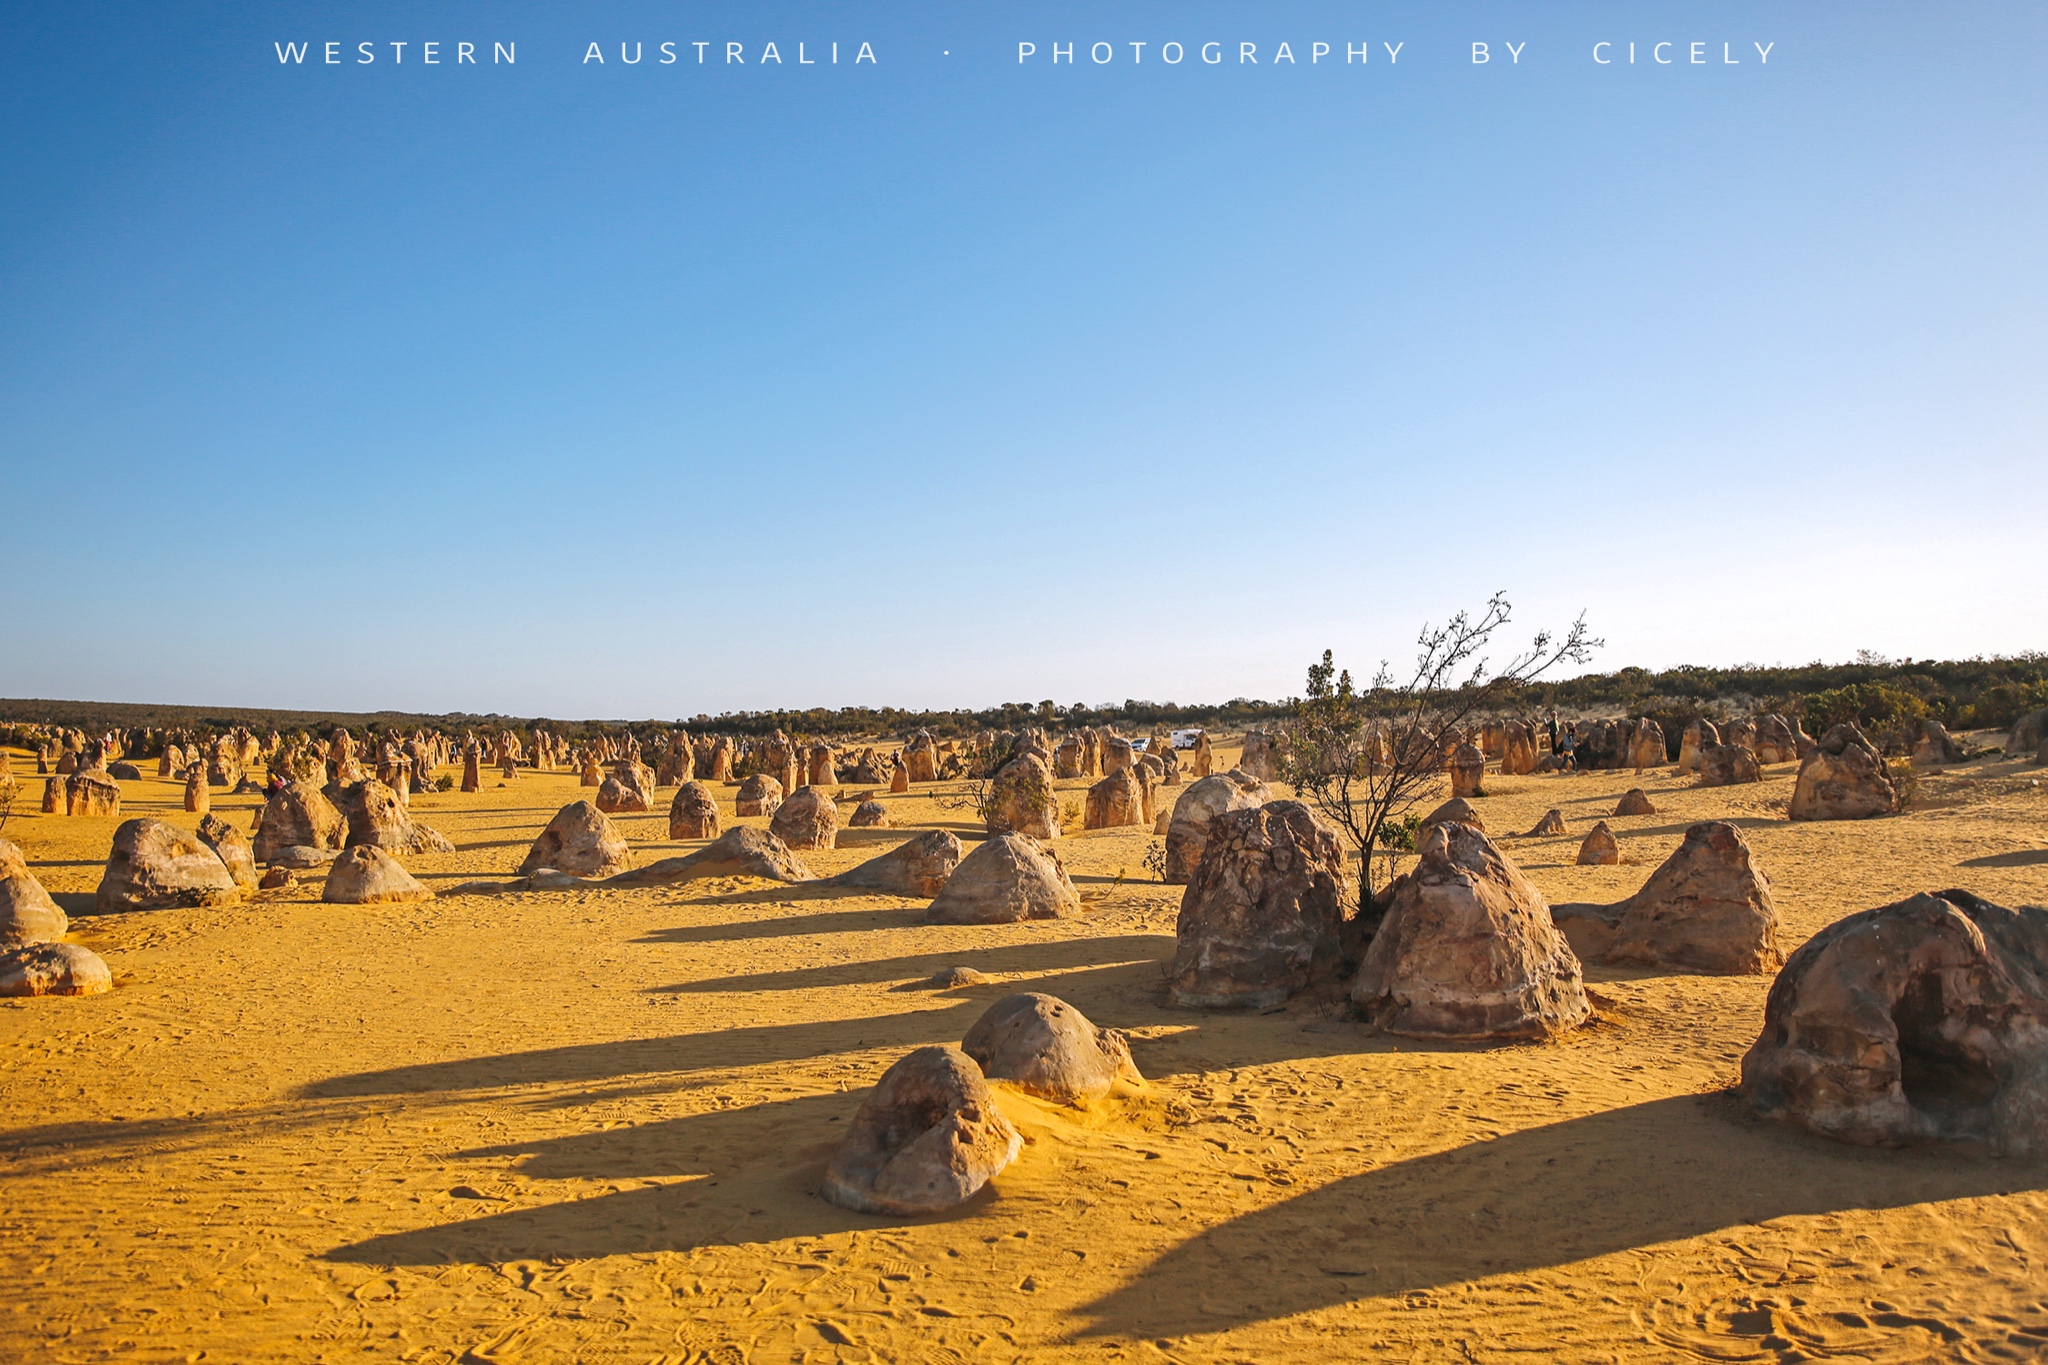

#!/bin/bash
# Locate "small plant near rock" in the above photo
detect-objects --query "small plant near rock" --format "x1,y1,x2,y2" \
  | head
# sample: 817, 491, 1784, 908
1143, 840, 1168, 882
1887, 758, 1920, 810
434, 775, 455, 792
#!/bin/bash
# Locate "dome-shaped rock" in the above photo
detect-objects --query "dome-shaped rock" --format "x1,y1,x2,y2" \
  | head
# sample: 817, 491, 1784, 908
518, 801, 632, 879
322, 846, 433, 905
1163, 770, 1272, 885
96, 819, 244, 913
820, 1045, 1021, 1215
1742, 889, 2048, 1155
769, 786, 838, 851
926, 834, 1080, 924
667, 781, 720, 840
0, 942, 112, 997
960, 992, 1143, 1106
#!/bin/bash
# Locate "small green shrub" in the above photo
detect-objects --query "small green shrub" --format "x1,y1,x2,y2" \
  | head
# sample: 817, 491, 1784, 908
434, 775, 455, 792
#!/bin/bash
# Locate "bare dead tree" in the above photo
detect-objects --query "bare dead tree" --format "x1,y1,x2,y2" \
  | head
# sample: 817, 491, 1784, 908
1280, 593, 1599, 906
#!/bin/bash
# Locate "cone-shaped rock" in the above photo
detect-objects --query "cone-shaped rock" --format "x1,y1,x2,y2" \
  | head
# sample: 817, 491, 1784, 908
1741, 889, 2048, 1154
1352, 822, 1589, 1040
322, 846, 433, 905
1523, 808, 1569, 837
832, 830, 962, 899
848, 799, 889, 828
1166, 801, 1345, 1009
1614, 788, 1657, 816
1552, 821, 1781, 973
1577, 822, 1621, 865
960, 992, 1143, 1106
926, 834, 1080, 924
820, 1045, 1022, 1215
606, 826, 812, 886
769, 786, 838, 851
518, 801, 632, 879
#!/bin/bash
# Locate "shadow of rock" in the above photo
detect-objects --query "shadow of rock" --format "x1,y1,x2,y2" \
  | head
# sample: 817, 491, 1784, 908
1077, 1093, 2045, 1339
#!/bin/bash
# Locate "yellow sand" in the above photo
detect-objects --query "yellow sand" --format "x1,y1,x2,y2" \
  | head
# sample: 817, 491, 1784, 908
3, 743, 2047, 1364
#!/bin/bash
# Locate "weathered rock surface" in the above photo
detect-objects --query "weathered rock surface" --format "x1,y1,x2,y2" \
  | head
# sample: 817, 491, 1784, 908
1614, 788, 1657, 816
820, 1045, 1021, 1215
1166, 801, 1345, 1009
734, 773, 784, 817
987, 753, 1060, 840
1352, 822, 1589, 1040
518, 801, 633, 879
97, 819, 244, 912
595, 762, 656, 814
269, 845, 337, 869
0, 838, 66, 947
929, 966, 990, 988
1678, 719, 1721, 773
1696, 743, 1762, 788
1162, 769, 1271, 885
667, 781, 720, 840
1552, 821, 1782, 974
258, 866, 295, 890
1083, 768, 1148, 831
1418, 797, 1485, 845
1577, 821, 1621, 866
1753, 714, 1800, 765
1487, 721, 1530, 777
1911, 719, 1964, 767
1448, 743, 1487, 798
1741, 889, 2048, 1155
253, 782, 347, 864
0, 942, 112, 998
197, 813, 258, 889
1789, 724, 1899, 821
769, 786, 838, 850
848, 799, 889, 828
65, 769, 122, 817
341, 779, 454, 855
832, 830, 962, 899
607, 827, 813, 886
926, 834, 1080, 924
1628, 720, 1667, 771
1523, 808, 1569, 837
960, 993, 1142, 1106
322, 846, 433, 905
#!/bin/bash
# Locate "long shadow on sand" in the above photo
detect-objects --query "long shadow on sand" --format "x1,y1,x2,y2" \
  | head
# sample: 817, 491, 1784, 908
1959, 848, 2048, 869
302, 1003, 984, 1099
323, 1091, 981, 1265
635, 902, 932, 945
1076, 1092, 2048, 1338
648, 933, 1171, 996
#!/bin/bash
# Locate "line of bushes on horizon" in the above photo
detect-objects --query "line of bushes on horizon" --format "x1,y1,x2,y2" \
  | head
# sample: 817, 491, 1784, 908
4, 652, 2043, 751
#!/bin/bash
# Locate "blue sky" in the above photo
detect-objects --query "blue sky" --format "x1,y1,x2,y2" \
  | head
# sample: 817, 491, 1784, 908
3, 2, 2043, 717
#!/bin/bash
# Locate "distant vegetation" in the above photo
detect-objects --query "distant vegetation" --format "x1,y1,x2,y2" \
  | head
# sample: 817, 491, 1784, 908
2, 651, 2043, 747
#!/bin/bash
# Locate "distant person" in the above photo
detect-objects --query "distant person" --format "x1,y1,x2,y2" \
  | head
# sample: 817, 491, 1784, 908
1556, 723, 1578, 772
1545, 711, 1559, 754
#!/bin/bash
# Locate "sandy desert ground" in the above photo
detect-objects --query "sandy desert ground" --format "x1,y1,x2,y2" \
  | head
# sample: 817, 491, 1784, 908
3, 739, 2048, 1364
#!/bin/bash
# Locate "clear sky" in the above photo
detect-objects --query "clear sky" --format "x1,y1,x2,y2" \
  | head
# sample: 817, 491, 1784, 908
3, 2, 2043, 718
